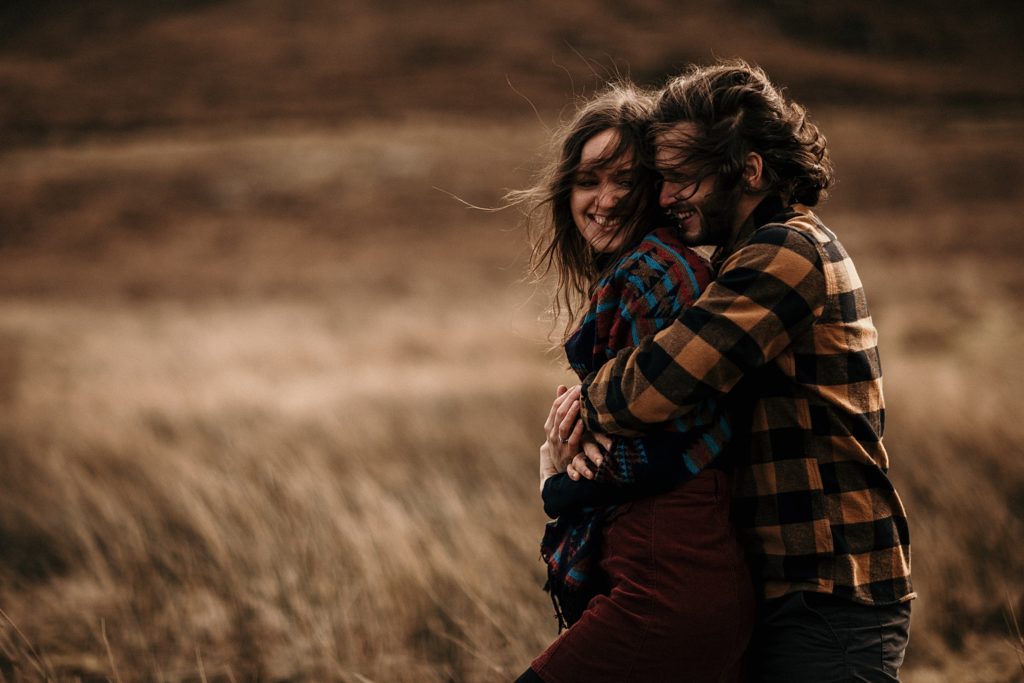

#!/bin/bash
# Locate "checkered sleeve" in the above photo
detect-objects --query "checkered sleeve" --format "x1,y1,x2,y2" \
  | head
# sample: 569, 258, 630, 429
561, 232, 729, 489
582, 226, 827, 435
592, 253, 731, 486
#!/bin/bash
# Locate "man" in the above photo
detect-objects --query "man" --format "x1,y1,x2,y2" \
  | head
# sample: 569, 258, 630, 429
558, 60, 914, 681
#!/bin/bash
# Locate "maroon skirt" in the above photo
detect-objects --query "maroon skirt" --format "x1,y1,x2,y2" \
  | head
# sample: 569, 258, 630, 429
531, 469, 755, 683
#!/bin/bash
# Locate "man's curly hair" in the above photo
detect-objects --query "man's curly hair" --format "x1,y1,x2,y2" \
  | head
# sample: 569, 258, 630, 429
652, 59, 834, 207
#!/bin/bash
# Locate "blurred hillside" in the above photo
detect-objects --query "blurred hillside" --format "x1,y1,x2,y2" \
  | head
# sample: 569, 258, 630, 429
1, 0, 1022, 146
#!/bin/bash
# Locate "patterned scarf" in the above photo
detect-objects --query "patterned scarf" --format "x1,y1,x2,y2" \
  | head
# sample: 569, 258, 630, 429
540, 227, 721, 629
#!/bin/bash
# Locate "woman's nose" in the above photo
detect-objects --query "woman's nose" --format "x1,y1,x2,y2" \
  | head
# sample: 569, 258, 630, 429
597, 185, 620, 210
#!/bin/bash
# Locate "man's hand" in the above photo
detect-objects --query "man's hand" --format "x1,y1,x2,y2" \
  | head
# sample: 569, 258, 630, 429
545, 385, 584, 472
566, 432, 612, 481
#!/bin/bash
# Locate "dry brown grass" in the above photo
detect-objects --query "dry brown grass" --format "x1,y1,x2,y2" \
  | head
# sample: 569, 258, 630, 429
0, 109, 1022, 681
0, 121, 569, 681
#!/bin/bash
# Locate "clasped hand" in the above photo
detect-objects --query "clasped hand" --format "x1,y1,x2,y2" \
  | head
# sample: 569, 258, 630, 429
539, 384, 612, 491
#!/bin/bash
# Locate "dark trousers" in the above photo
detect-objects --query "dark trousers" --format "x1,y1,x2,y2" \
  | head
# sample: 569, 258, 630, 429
750, 592, 911, 683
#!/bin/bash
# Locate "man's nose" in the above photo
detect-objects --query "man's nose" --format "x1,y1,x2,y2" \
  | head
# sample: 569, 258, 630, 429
659, 182, 681, 208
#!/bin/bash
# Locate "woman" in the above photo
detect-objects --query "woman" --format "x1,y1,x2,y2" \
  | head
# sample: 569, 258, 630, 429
512, 84, 754, 682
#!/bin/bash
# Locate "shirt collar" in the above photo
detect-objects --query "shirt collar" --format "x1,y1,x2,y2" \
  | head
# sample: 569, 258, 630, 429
711, 195, 793, 272
751, 194, 788, 230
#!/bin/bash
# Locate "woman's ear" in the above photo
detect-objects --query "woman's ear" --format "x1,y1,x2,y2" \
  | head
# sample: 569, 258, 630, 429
742, 152, 765, 192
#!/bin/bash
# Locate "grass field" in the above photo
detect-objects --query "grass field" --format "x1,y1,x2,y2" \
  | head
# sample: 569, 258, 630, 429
2, 1, 1024, 681
1, 110, 1022, 681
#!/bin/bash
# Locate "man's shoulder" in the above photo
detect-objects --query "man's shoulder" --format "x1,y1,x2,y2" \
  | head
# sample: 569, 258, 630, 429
757, 207, 845, 253
744, 207, 854, 270
745, 207, 869, 312
733, 212, 822, 269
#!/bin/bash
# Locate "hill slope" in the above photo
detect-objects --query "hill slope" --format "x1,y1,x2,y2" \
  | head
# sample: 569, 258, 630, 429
1, 0, 1021, 145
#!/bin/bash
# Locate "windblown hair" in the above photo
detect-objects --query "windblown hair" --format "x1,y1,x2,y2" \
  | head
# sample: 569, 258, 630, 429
652, 59, 834, 207
510, 83, 664, 338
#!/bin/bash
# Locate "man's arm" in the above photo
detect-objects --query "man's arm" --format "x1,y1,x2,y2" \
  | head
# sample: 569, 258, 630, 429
581, 226, 827, 435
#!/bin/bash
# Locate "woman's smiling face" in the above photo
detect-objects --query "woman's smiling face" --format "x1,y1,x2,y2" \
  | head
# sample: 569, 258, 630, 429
570, 128, 636, 254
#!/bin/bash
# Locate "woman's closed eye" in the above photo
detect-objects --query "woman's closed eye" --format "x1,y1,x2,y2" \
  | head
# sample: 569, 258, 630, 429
613, 174, 635, 189
574, 173, 635, 190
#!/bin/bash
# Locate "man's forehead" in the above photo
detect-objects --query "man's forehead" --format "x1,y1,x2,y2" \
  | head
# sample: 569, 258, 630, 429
654, 122, 699, 167
655, 122, 699, 146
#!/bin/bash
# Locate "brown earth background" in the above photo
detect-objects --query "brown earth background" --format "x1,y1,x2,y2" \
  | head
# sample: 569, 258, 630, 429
1, 1, 1023, 681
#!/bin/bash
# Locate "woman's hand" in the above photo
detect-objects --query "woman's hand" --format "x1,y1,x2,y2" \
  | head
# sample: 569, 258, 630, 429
539, 441, 558, 493
553, 384, 583, 443
566, 432, 612, 481
545, 385, 584, 472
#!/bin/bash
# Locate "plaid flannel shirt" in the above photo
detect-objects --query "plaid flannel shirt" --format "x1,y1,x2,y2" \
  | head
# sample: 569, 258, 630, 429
581, 199, 914, 605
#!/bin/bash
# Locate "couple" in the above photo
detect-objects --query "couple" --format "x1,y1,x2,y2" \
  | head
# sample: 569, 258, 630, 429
516, 60, 915, 682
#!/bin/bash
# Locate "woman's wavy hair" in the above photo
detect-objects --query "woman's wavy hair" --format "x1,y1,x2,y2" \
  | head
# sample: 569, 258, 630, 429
652, 59, 834, 207
510, 82, 664, 338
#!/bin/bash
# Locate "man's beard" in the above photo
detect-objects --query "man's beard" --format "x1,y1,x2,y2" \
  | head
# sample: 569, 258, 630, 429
682, 183, 743, 248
